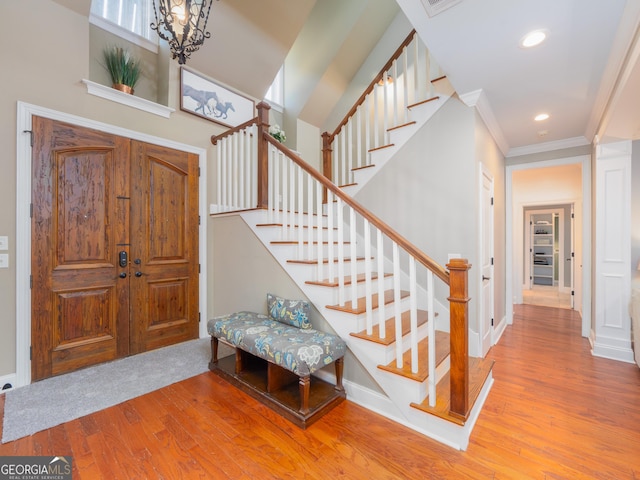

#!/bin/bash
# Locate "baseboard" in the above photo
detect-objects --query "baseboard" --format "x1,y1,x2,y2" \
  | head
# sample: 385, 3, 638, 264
0, 373, 17, 394
493, 315, 507, 345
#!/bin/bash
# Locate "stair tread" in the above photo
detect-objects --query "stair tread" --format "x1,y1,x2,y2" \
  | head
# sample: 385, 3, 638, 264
350, 309, 430, 345
326, 289, 409, 315
351, 163, 377, 171
271, 240, 351, 245
338, 182, 358, 188
287, 256, 365, 265
367, 144, 394, 153
388, 121, 417, 132
410, 357, 495, 426
377, 330, 450, 382
256, 223, 336, 230
407, 96, 440, 110
306, 272, 392, 288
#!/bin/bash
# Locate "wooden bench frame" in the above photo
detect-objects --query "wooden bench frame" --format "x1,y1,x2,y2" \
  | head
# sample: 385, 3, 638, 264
210, 336, 345, 427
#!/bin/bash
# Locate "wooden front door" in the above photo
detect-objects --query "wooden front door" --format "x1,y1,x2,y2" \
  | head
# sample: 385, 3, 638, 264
31, 117, 199, 381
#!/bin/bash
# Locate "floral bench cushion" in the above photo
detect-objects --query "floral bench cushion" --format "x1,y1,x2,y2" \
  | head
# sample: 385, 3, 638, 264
208, 311, 346, 377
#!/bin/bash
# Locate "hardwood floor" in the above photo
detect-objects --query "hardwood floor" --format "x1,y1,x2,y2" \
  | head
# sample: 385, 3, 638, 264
1, 304, 639, 479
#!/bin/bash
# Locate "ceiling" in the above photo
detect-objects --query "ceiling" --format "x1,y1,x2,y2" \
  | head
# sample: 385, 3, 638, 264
396, 0, 640, 156
69, 0, 640, 157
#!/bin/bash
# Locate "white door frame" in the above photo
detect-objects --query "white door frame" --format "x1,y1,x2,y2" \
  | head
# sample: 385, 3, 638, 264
478, 164, 494, 356
524, 207, 565, 291
505, 155, 591, 337
15, 102, 209, 388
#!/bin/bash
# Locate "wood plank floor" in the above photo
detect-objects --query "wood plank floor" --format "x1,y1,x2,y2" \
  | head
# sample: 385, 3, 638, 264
1, 304, 639, 479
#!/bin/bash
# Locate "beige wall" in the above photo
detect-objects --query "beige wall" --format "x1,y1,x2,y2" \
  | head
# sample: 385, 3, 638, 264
0, 1, 230, 379
475, 111, 507, 331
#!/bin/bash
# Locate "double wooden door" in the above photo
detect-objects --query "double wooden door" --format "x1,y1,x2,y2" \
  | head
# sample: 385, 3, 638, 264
31, 117, 200, 381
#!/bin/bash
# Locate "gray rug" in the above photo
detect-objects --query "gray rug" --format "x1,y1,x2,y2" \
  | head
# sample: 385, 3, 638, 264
2, 337, 233, 443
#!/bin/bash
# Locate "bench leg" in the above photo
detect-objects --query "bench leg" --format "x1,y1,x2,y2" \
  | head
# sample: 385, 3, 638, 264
208, 337, 219, 370
212, 337, 219, 363
334, 357, 344, 392
299, 375, 310, 415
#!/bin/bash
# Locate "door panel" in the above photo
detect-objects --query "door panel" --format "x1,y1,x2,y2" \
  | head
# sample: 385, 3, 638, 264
480, 169, 494, 356
32, 117, 130, 381
129, 141, 199, 354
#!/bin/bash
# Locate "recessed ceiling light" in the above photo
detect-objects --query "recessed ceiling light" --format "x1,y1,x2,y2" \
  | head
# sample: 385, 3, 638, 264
535, 113, 550, 121
520, 30, 547, 48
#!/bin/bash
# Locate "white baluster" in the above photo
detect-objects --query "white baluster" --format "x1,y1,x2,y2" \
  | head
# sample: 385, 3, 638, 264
365, 95, 371, 164
350, 207, 358, 310
220, 138, 227, 211
402, 46, 409, 124
427, 270, 436, 407
410, 255, 418, 374
382, 73, 389, 145
307, 175, 313, 260
341, 129, 347, 187
392, 61, 398, 128
377, 229, 386, 339
327, 190, 334, 283
337, 197, 345, 306
274, 148, 280, 225
216, 139, 222, 211
267, 146, 273, 223
393, 243, 403, 369
297, 165, 304, 259
373, 84, 380, 149
364, 219, 372, 335
232, 133, 238, 210
347, 119, 353, 184
239, 131, 245, 209
316, 178, 323, 282
414, 36, 420, 105
289, 157, 295, 237
356, 106, 362, 169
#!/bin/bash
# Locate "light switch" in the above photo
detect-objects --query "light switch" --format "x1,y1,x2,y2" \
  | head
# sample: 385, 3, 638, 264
0, 254, 8, 268
0, 236, 7, 251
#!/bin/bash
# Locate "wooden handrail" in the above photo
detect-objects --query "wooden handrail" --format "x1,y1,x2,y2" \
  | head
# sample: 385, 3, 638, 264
264, 132, 450, 284
327, 30, 417, 142
211, 116, 259, 145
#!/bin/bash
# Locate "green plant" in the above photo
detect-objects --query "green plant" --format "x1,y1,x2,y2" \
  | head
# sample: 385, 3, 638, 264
103, 46, 142, 89
269, 124, 286, 143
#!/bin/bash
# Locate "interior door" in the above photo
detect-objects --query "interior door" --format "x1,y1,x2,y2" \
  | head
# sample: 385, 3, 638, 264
480, 168, 494, 356
129, 141, 199, 354
31, 117, 130, 381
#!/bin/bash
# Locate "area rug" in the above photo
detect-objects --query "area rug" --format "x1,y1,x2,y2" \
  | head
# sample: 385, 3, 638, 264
2, 337, 233, 443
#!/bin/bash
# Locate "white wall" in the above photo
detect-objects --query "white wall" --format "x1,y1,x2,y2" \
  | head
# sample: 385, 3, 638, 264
632, 140, 640, 273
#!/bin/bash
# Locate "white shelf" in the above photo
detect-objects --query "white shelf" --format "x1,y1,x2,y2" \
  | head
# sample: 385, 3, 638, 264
82, 79, 175, 118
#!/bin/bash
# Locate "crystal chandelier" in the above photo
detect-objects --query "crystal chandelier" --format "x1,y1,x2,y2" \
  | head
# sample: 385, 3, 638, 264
151, 0, 216, 65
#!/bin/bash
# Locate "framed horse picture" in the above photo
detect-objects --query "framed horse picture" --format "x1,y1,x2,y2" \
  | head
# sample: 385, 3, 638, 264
180, 67, 255, 128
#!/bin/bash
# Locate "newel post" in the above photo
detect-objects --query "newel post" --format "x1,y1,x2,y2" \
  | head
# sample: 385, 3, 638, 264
447, 257, 471, 421
256, 101, 271, 209
321, 132, 333, 203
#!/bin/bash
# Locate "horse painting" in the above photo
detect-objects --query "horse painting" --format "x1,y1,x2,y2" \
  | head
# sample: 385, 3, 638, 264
183, 84, 219, 116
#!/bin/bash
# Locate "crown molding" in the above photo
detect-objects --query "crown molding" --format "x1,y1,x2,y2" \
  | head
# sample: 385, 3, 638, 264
459, 89, 509, 156
506, 136, 590, 158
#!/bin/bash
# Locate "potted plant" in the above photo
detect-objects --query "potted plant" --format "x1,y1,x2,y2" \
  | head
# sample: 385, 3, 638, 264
103, 46, 141, 94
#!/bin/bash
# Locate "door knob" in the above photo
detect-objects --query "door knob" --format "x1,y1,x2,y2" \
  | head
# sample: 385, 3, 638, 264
119, 272, 127, 278
135, 271, 143, 277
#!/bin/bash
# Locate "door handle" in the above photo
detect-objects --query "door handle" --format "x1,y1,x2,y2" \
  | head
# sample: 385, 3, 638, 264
482, 275, 491, 281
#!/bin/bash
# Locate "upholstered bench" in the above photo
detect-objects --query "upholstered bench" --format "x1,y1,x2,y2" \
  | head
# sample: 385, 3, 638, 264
208, 294, 346, 427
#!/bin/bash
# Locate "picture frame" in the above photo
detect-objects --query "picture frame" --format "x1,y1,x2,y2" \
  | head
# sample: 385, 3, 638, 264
180, 67, 255, 128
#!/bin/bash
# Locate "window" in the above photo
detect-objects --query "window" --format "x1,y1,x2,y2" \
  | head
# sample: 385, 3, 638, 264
90, 0, 157, 52
265, 66, 284, 110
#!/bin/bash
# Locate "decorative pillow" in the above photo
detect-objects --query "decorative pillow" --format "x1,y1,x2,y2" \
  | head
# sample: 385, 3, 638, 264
267, 293, 311, 329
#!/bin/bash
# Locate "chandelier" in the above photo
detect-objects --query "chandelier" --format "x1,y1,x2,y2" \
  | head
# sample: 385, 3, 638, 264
151, 0, 216, 65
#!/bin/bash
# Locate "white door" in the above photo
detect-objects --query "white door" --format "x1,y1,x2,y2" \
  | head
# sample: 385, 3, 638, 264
480, 168, 494, 356
570, 204, 575, 309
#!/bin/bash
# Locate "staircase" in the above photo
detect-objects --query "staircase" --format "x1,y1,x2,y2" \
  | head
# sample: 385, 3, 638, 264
209, 31, 494, 450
